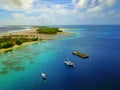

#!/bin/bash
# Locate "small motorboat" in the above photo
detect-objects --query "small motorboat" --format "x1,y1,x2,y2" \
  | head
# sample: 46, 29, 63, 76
41, 73, 46, 80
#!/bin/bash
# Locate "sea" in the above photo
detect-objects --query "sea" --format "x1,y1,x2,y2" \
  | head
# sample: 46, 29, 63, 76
0, 25, 31, 33
0, 25, 120, 90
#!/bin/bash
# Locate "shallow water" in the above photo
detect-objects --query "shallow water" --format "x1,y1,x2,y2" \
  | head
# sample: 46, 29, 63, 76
0, 25, 120, 90
0, 26, 31, 33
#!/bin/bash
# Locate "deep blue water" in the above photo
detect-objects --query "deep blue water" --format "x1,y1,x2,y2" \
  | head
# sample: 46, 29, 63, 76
0, 25, 120, 90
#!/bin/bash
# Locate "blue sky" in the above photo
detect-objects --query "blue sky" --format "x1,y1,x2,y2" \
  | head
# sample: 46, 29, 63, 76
0, 0, 120, 25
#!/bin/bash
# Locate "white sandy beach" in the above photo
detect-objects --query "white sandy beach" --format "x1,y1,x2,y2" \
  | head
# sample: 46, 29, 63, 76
0, 27, 73, 53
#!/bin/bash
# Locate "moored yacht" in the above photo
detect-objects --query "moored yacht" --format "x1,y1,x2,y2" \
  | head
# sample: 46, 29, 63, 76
64, 57, 74, 67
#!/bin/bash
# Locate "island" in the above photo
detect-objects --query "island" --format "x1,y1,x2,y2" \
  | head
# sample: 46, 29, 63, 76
0, 26, 67, 53
36, 26, 62, 34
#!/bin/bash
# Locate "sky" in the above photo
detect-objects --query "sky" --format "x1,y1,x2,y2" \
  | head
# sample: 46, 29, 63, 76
0, 0, 120, 25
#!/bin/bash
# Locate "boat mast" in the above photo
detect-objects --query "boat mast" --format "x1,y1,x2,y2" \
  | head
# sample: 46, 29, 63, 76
67, 56, 69, 61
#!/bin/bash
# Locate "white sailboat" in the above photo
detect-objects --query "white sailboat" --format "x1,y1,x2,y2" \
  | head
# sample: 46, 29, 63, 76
64, 57, 74, 67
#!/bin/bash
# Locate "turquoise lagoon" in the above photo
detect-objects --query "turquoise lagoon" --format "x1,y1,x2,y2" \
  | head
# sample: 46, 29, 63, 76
0, 25, 120, 90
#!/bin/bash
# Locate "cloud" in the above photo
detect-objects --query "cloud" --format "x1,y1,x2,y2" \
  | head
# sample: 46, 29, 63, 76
0, 0, 119, 25
72, 0, 88, 9
12, 13, 26, 19
72, 0, 116, 12
87, 6, 103, 12
9, 13, 37, 25
8, 10, 74, 25
99, 0, 116, 7
0, 0, 74, 25
0, 0, 35, 11
87, 0, 116, 12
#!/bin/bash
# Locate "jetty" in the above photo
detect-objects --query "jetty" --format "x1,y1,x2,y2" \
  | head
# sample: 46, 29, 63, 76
72, 51, 89, 58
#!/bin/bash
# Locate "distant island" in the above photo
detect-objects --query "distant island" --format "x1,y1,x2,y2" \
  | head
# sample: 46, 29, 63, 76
36, 26, 62, 34
0, 26, 67, 53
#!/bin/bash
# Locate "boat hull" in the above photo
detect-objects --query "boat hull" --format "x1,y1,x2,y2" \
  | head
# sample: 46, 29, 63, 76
72, 51, 89, 58
64, 61, 74, 67
41, 73, 46, 80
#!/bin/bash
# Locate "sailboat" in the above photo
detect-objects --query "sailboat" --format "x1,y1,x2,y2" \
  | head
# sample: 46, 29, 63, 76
64, 57, 74, 67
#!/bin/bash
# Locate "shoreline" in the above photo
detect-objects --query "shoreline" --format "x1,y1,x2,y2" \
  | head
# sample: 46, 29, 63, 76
0, 26, 32, 34
0, 41, 39, 53
0, 27, 73, 53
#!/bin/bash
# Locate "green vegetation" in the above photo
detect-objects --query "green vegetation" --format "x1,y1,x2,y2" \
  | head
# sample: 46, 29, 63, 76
0, 35, 38, 49
0, 26, 62, 50
31, 38, 38, 41
36, 26, 62, 34
15, 40, 22, 45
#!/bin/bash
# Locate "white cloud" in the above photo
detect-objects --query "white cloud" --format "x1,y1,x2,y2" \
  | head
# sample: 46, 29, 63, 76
72, 0, 116, 12
0, 0, 119, 25
9, 13, 37, 25
0, 0, 35, 11
7, 9, 74, 25
74, 10, 105, 20
87, 0, 116, 12
12, 13, 26, 19
99, 0, 116, 7
87, 6, 103, 12
31, 4, 70, 16
57, 9, 68, 15
72, 0, 88, 9
0, 0, 73, 25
